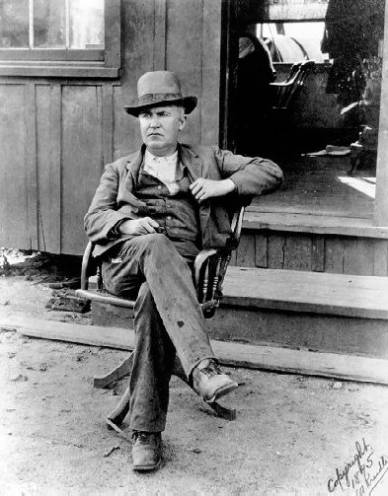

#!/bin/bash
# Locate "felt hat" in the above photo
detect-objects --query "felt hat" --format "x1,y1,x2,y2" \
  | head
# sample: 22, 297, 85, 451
124, 71, 197, 117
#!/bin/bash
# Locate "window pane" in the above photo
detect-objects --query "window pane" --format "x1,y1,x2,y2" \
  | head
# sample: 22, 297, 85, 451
69, 0, 104, 49
33, 0, 65, 48
0, 0, 29, 48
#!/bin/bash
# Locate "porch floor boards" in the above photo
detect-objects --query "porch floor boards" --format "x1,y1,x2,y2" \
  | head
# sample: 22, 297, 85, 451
250, 155, 375, 219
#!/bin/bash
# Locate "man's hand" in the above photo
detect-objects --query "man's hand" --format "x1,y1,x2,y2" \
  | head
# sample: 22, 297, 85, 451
119, 217, 160, 236
189, 178, 236, 203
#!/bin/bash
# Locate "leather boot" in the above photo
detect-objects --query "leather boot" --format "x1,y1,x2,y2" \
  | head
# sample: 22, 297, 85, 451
131, 431, 162, 472
191, 359, 238, 403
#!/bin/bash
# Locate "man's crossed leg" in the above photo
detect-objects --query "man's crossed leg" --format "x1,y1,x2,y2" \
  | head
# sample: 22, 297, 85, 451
101, 233, 238, 471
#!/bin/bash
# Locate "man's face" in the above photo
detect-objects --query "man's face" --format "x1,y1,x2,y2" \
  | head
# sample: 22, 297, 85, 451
139, 105, 186, 156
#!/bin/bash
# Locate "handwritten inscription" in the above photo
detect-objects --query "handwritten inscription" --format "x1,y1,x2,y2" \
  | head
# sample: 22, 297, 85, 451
327, 438, 388, 495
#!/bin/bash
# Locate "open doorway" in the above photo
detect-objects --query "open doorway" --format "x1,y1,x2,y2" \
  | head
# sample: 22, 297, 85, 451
220, 0, 385, 220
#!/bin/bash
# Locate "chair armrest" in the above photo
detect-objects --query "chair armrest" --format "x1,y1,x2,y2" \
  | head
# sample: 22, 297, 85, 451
194, 205, 245, 318
80, 241, 95, 290
269, 81, 295, 89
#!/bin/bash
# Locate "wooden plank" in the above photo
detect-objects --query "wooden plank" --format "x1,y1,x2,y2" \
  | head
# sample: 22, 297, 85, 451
267, 233, 285, 269
166, 0, 202, 143
283, 234, 312, 271
209, 306, 388, 359
222, 266, 388, 319
0, 83, 28, 248
3, 314, 388, 386
0, 65, 119, 79
61, 85, 103, 254
375, 0, 388, 226
324, 237, 344, 274
154, 0, 167, 70
374, 240, 388, 276
254, 233, 268, 268
102, 84, 114, 166
201, 0, 221, 145
36, 84, 61, 253
113, 0, 154, 158
236, 233, 255, 267
241, 0, 328, 22
312, 235, 325, 272
243, 211, 388, 239
343, 238, 375, 276
24, 83, 38, 250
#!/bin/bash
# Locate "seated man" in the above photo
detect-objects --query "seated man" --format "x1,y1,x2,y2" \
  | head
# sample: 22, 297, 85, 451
84, 71, 283, 472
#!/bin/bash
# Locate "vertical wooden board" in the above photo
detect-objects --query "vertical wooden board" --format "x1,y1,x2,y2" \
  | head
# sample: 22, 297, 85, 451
343, 238, 375, 276
312, 235, 325, 272
154, 0, 167, 70
0, 84, 28, 248
166, 0, 203, 143
324, 237, 345, 274
114, 0, 155, 159
375, 0, 388, 225
373, 240, 388, 276
267, 233, 285, 269
113, 85, 142, 160
24, 83, 38, 250
36, 84, 61, 253
201, 0, 221, 145
229, 248, 237, 266
283, 234, 312, 271
255, 233, 268, 268
61, 86, 103, 255
102, 84, 114, 166
236, 233, 255, 267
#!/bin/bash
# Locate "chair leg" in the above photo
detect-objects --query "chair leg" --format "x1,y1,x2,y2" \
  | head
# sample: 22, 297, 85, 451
93, 355, 133, 389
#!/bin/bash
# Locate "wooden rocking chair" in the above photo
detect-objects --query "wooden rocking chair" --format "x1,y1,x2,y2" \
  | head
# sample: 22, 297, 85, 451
270, 60, 316, 113
76, 205, 245, 431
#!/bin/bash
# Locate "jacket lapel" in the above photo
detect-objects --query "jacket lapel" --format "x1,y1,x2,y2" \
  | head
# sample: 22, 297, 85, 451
116, 148, 145, 209
179, 143, 204, 182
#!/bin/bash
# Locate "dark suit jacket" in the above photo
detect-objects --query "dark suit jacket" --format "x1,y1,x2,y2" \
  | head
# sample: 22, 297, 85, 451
84, 143, 283, 258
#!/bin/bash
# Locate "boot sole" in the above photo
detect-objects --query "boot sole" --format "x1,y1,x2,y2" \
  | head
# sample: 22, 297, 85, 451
133, 456, 162, 472
206, 381, 238, 404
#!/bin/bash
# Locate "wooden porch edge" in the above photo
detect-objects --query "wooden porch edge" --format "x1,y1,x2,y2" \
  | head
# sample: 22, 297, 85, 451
2, 313, 388, 386
243, 211, 388, 239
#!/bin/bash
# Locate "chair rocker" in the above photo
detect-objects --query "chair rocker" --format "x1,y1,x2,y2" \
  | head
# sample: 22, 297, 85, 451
76, 205, 245, 430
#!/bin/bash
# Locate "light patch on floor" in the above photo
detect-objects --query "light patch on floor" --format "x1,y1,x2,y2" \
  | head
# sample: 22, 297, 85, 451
337, 176, 376, 199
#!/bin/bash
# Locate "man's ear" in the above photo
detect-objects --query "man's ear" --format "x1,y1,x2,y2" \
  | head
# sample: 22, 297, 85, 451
178, 113, 187, 131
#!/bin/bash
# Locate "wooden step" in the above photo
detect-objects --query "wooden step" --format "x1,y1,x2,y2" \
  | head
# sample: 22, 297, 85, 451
223, 266, 388, 320
2, 314, 388, 385
77, 267, 388, 359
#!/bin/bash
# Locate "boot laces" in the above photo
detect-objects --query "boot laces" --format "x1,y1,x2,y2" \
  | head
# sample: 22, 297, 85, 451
132, 431, 153, 444
200, 361, 223, 378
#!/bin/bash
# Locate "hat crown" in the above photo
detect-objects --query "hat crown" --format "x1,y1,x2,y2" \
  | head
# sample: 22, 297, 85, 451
137, 71, 182, 98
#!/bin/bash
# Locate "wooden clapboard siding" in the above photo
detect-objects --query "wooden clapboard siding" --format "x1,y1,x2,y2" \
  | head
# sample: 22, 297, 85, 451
0, 84, 29, 248
0, 0, 221, 255
232, 230, 388, 276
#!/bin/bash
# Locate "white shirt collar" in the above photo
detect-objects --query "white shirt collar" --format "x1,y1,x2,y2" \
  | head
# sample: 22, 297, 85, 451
144, 148, 179, 194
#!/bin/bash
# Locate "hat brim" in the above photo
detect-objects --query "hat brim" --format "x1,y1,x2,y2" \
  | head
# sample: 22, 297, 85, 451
124, 96, 197, 117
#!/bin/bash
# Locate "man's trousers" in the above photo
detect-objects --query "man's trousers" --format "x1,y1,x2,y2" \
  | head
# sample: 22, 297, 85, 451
101, 233, 216, 432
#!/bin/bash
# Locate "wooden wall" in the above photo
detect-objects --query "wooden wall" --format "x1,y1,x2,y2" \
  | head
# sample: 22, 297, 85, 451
231, 231, 388, 276
0, 0, 221, 255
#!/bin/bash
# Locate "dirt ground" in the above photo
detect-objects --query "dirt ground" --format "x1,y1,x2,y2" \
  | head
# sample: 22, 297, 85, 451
1, 253, 388, 496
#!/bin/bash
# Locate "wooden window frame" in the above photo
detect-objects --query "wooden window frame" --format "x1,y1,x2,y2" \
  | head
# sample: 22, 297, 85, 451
0, 0, 121, 78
